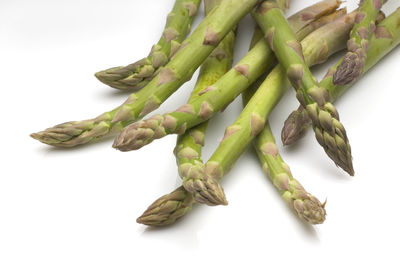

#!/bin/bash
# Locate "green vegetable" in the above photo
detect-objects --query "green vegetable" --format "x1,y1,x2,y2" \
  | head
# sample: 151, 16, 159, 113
192, 10, 357, 206
282, 7, 400, 146
95, 0, 201, 91
31, 0, 259, 147
136, 1, 342, 224
112, 0, 342, 153
252, 0, 354, 176
333, 0, 386, 85
255, 122, 326, 224
175, 0, 236, 208
136, 186, 194, 226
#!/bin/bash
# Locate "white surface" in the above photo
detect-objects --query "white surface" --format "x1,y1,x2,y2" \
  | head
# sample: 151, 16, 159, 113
1, 0, 399, 267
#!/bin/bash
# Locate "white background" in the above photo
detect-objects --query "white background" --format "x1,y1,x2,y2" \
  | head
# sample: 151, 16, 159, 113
1, 0, 399, 267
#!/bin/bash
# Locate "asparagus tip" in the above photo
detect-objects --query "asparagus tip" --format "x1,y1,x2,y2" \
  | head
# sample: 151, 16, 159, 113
30, 132, 40, 140
292, 194, 327, 225
135, 186, 194, 226
112, 123, 143, 151
184, 175, 228, 206
281, 108, 311, 146
193, 182, 229, 206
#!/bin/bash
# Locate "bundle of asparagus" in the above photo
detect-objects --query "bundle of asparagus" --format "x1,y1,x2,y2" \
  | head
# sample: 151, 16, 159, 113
31, 0, 400, 227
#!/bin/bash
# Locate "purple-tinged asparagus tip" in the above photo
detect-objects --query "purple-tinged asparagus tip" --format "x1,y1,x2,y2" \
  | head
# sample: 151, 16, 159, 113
281, 108, 312, 146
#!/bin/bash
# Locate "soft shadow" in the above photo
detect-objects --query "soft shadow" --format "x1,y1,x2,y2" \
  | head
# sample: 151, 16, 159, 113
282, 201, 320, 241
254, 164, 320, 241
282, 138, 307, 153
282, 135, 352, 181
139, 204, 210, 249
97, 86, 134, 101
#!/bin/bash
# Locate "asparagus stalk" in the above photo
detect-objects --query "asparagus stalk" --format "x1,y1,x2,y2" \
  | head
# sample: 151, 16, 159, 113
282, 7, 400, 146
136, 0, 341, 226
31, 0, 259, 148
112, 0, 342, 152
333, 0, 386, 85
252, 1, 354, 176
243, 30, 325, 224
95, 0, 201, 91
136, 0, 236, 226
174, 0, 236, 208
255, 122, 326, 224
191, 10, 357, 206
281, 9, 387, 145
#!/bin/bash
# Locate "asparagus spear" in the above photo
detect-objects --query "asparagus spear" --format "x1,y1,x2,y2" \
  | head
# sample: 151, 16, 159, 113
333, 0, 386, 85
192, 10, 357, 206
136, 1, 342, 226
112, 0, 342, 152
281, 10, 386, 145
174, 0, 236, 208
282, 7, 400, 146
136, 186, 194, 226
31, 0, 259, 148
256, 122, 327, 224
243, 30, 325, 224
95, 0, 201, 91
137, 0, 236, 226
252, 1, 354, 176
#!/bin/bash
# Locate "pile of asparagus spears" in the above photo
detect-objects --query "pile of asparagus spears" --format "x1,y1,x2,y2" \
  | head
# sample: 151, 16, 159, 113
31, 0, 400, 226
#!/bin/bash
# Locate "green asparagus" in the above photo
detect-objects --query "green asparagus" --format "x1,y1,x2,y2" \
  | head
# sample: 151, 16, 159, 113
191, 10, 357, 206
136, 186, 194, 226
252, 0, 354, 176
174, 0, 236, 209
112, 0, 342, 152
282, 7, 400, 146
244, 29, 325, 224
95, 0, 201, 91
333, 0, 386, 85
31, 0, 259, 148
256, 122, 327, 224
137, 0, 294, 226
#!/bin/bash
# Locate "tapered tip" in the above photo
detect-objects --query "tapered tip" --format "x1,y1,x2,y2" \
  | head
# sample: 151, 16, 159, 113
183, 174, 228, 206
333, 51, 365, 85
136, 186, 194, 226
342, 164, 355, 176
281, 108, 311, 146
299, 197, 327, 224
94, 66, 126, 83
112, 122, 154, 152
30, 132, 40, 140
30, 130, 66, 146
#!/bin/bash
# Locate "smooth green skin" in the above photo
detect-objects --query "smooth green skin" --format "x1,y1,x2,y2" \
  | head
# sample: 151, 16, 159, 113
283, 7, 400, 145
31, 0, 258, 148
253, 1, 354, 175
95, 0, 202, 91
252, 4, 323, 104
201, 10, 356, 205
112, 0, 343, 152
333, 0, 385, 85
